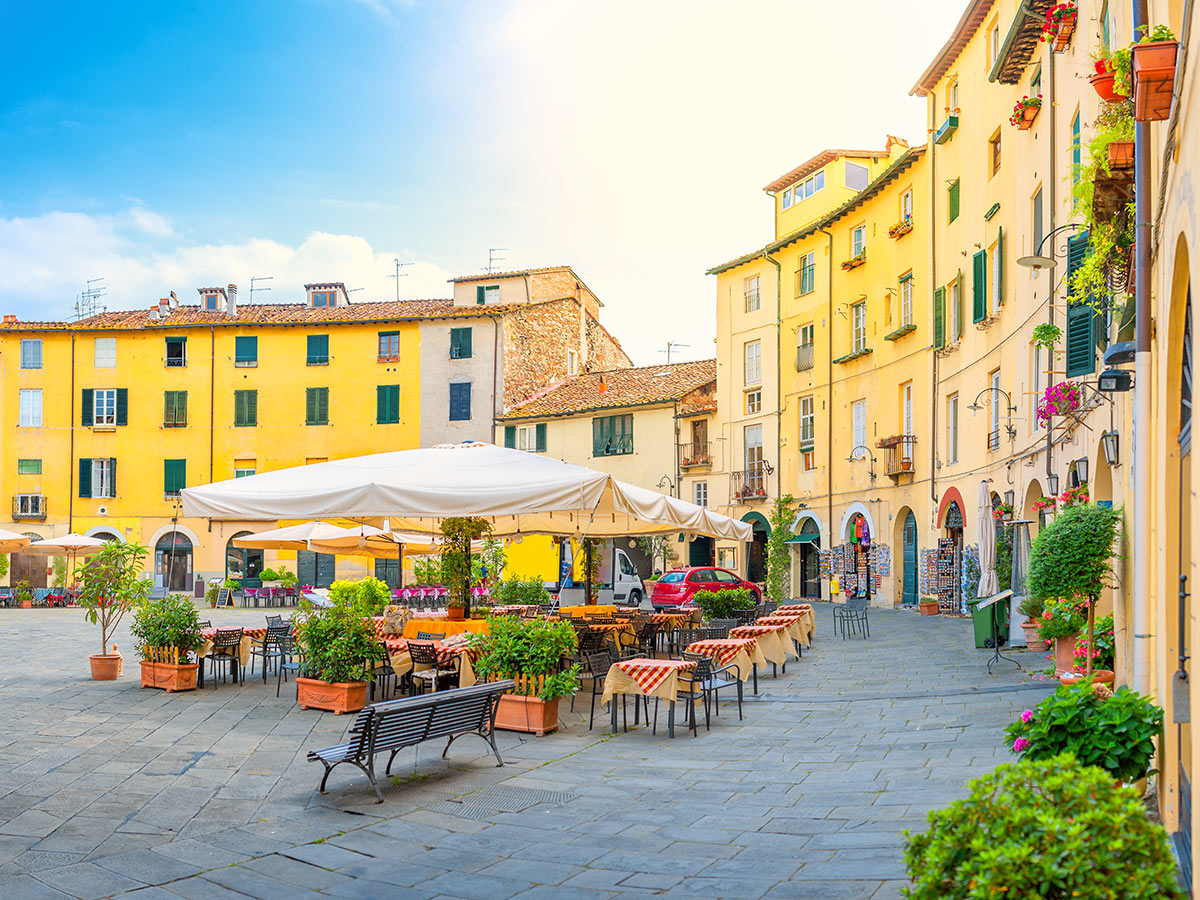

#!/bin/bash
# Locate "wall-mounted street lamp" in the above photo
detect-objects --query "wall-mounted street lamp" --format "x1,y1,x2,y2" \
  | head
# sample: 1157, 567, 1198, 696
1101, 430, 1121, 468
847, 445, 877, 483
1004, 490, 1015, 507
1074, 456, 1089, 485
967, 386, 1020, 442
1047, 473, 1060, 496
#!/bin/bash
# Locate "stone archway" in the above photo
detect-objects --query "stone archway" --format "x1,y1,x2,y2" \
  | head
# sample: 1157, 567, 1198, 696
741, 511, 770, 584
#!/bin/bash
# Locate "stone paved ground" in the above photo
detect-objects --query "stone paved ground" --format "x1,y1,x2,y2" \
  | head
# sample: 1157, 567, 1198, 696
0, 603, 1053, 899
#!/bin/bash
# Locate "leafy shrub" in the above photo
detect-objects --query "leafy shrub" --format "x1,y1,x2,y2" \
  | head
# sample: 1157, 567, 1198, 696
411, 557, 444, 585
51, 557, 68, 589
258, 567, 298, 586
130, 594, 204, 662
1016, 594, 1045, 620
1005, 682, 1164, 782
902, 754, 1182, 899
1037, 595, 1089, 640
1074, 614, 1115, 671
13, 579, 32, 604
327, 577, 391, 616
691, 587, 756, 620
293, 594, 381, 684
469, 616, 578, 700
497, 577, 551, 606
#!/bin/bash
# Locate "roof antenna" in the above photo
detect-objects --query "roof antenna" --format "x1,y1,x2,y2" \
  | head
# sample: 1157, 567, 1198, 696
73, 277, 107, 319
389, 259, 412, 302
484, 248, 508, 274
249, 276, 273, 304
658, 341, 690, 364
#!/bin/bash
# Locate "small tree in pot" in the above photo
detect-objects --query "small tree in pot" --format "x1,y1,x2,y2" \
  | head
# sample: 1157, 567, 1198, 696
441, 517, 492, 619
75, 540, 152, 680
292, 595, 382, 714
469, 616, 578, 736
131, 593, 204, 692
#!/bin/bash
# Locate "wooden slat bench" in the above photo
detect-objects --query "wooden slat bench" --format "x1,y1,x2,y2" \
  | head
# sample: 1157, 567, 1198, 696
307, 680, 514, 802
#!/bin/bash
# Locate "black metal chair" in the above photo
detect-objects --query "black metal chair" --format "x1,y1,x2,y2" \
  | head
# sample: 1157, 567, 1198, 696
198, 620, 211, 630
708, 618, 737, 638
408, 642, 460, 694
631, 621, 661, 658
834, 597, 870, 639
580, 651, 633, 731
265, 614, 283, 627
250, 623, 292, 681
206, 628, 244, 686
276, 632, 304, 697
369, 641, 398, 701
682, 650, 744, 721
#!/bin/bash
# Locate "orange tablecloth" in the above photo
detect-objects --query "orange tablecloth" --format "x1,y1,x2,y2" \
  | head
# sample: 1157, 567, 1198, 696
401, 618, 490, 639
602, 657, 695, 707
685, 638, 763, 680
559, 604, 618, 618
728, 624, 791, 666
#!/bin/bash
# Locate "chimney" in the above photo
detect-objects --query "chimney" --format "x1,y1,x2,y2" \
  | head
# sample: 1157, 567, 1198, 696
227, 284, 238, 316
149, 306, 160, 321
158, 298, 169, 317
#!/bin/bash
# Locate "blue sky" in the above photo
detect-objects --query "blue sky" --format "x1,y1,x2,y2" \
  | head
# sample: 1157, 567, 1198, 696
0, 0, 964, 363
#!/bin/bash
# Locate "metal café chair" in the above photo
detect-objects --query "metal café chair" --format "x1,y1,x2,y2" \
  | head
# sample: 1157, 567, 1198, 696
250, 623, 292, 681
206, 628, 244, 686
408, 641, 459, 693
276, 632, 305, 697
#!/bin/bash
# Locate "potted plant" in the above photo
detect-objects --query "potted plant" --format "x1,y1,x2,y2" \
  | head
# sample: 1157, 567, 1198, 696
1016, 596, 1048, 651
1009, 95, 1043, 129
75, 540, 152, 680
328, 577, 391, 616
1062, 612, 1116, 685
691, 587, 757, 620
840, 250, 867, 271
1041, 2, 1076, 51
1028, 502, 1122, 678
14, 579, 32, 609
1037, 595, 1089, 673
1130, 25, 1178, 121
131, 593, 204, 692
1036, 380, 1083, 424
441, 517, 492, 620
469, 615, 579, 736
887, 217, 913, 239
292, 594, 382, 714
902, 754, 1183, 898
1005, 682, 1164, 787
918, 597, 939, 616
1089, 57, 1126, 102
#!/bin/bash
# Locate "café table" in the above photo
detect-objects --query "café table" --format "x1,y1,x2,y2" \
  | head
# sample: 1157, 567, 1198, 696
756, 614, 812, 651
559, 604, 618, 618
401, 618, 490, 639
685, 636, 765, 694
602, 657, 696, 738
775, 605, 816, 637
385, 635, 480, 687
728, 623, 792, 675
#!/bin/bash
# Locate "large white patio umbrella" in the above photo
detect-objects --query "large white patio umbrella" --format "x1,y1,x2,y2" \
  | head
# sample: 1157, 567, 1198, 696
25, 533, 109, 587
182, 442, 751, 541
0, 529, 32, 554
232, 521, 349, 551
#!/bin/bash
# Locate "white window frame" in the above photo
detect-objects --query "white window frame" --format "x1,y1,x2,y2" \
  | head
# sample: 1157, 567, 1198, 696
903, 383, 914, 435
744, 275, 761, 312
800, 323, 815, 347
900, 277, 913, 326
799, 395, 815, 445
950, 279, 961, 341
483, 285, 501, 304
799, 252, 815, 294
852, 302, 867, 352
851, 225, 866, 258
567, 349, 578, 376
21, 339, 42, 370
947, 394, 959, 464
744, 424, 763, 470
94, 337, 116, 368
92, 458, 115, 499
19, 389, 42, 427
782, 187, 794, 209
94, 389, 117, 426
901, 188, 913, 221
516, 424, 540, 452
693, 481, 708, 507
949, 80, 959, 111
744, 340, 762, 385
15, 493, 44, 517
990, 370, 1002, 440
851, 400, 866, 459
745, 390, 762, 415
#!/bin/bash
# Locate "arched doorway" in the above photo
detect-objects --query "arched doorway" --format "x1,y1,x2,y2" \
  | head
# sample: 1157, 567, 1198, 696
226, 532, 264, 587
10, 532, 48, 589
843, 511, 873, 601
794, 517, 821, 599
937, 495, 965, 613
901, 510, 918, 606
155, 532, 192, 593
1023, 479, 1045, 537
88, 529, 122, 543
742, 512, 769, 583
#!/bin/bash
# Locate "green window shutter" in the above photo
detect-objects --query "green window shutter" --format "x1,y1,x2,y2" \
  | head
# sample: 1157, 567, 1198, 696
390, 386, 399, 423
948, 181, 960, 222
247, 390, 257, 426
376, 386, 387, 423
476, 286, 486, 305
319, 388, 329, 424
933, 288, 946, 349
461, 328, 472, 358
592, 418, 605, 456
996, 227, 1004, 306
81, 389, 94, 426
17, 459, 41, 474
535, 422, 547, 452
1065, 304, 1096, 376
164, 459, 186, 494
110, 458, 117, 495
235, 336, 257, 363
116, 388, 128, 426
164, 391, 172, 426
78, 458, 92, 498
307, 388, 329, 425
972, 250, 987, 322
622, 415, 633, 453
450, 327, 473, 359
504, 425, 516, 448
376, 386, 399, 424
955, 271, 964, 338
307, 334, 328, 365
179, 391, 188, 426
306, 388, 317, 424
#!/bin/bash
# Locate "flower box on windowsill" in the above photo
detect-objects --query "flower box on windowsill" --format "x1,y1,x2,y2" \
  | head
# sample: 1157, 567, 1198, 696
975, 312, 1002, 330
935, 341, 960, 359
884, 324, 916, 342
840, 253, 867, 271
888, 220, 913, 239
1107, 141, 1134, 169
832, 348, 873, 365
933, 115, 959, 144
1045, 6, 1077, 52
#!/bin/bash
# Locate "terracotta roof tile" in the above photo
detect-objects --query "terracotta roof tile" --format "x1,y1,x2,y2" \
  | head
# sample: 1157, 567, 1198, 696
499, 360, 716, 421
449, 266, 572, 283
910, 0, 996, 96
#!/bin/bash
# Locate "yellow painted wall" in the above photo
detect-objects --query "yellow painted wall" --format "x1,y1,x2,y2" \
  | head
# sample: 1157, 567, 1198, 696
773, 154, 892, 240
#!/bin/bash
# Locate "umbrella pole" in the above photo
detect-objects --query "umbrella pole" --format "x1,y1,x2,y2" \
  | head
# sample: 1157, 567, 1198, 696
585, 540, 593, 606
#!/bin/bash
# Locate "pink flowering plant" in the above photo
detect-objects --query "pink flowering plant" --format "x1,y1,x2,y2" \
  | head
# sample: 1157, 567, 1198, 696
1040, 2, 1077, 42
1030, 495, 1057, 513
1009, 94, 1043, 126
1036, 595, 1089, 641
1058, 483, 1090, 508
1035, 380, 1082, 424
1073, 613, 1115, 672
1004, 682, 1164, 783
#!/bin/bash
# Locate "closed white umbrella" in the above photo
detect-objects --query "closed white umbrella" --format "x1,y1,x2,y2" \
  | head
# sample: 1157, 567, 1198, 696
977, 482, 999, 598
183, 443, 751, 541
0, 529, 32, 554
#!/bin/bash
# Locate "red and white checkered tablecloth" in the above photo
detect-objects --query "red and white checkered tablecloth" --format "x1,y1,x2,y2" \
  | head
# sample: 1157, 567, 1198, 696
384, 637, 479, 685
602, 657, 695, 708
729, 624, 792, 665
775, 605, 812, 615
685, 637, 760, 668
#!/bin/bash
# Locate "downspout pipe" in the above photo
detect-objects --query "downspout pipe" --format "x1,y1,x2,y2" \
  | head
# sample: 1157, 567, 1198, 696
1132, 0, 1151, 695
761, 250, 783, 504
928, 94, 939, 514
818, 230, 835, 550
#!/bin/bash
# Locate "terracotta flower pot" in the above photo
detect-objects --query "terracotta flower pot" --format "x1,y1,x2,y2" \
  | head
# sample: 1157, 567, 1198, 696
447, 606, 466, 621
1089, 71, 1124, 102
1021, 621, 1050, 652
918, 600, 939, 616
19, 600, 31, 609
1053, 636, 1078, 675
1107, 140, 1135, 169
139, 660, 199, 692
296, 677, 368, 715
494, 694, 559, 736
1051, 15, 1075, 51
1132, 40, 1179, 121
89, 653, 123, 681
1059, 668, 1115, 687
1017, 104, 1040, 130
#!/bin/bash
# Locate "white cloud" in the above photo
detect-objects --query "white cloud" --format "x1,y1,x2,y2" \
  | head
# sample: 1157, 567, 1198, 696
0, 208, 453, 319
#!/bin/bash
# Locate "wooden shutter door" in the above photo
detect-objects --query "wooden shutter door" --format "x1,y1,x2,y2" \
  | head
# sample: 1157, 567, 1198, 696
81, 389, 93, 426
972, 250, 987, 322
933, 288, 946, 348
78, 459, 92, 498
504, 426, 516, 448
536, 423, 547, 452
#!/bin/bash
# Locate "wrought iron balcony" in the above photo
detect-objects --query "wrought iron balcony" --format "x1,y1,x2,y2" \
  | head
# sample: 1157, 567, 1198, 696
12, 495, 46, 520
730, 461, 773, 503
795, 343, 815, 371
678, 441, 712, 468
877, 435, 917, 478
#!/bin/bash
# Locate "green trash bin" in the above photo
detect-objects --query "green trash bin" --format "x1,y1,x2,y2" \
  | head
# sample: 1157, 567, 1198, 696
968, 595, 1009, 649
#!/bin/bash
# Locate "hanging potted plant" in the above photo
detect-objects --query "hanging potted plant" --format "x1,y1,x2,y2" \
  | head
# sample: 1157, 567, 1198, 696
76, 540, 151, 680
293, 594, 382, 714
1041, 2, 1077, 51
1130, 25, 1179, 121
1009, 95, 1043, 129
131, 593, 204, 692
440, 517, 492, 620
469, 615, 579, 736
1035, 380, 1083, 424
1089, 58, 1126, 103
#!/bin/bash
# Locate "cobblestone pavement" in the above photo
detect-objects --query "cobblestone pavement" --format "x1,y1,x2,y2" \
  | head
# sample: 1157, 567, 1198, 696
0, 603, 1052, 899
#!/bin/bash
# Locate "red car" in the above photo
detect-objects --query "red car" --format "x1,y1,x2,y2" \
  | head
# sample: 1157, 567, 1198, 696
650, 566, 761, 610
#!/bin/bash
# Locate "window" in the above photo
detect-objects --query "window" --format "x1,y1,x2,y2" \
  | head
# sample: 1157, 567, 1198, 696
851, 399, 866, 458
376, 385, 400, 424
377, 331, 400, 361
991, 229, 1004, 312
17, 459, 41, 474
900, 188, 914, 222
306, 387, 329, 425
79, 457, 116, 499
745, 423, 763, 473
902, 382, 914, 435
449, 327, 473, 359
94, 389, 117, 426
475, 285, 500, 305
234, 467, 256, 478
567, 349, 579, 375
693, 481, 708, 507
593, 414, 633, 456
852, 301, 867, 352
307, 334, 329, 365
796, 252, 815, 296
20, 339, 42, 369
744, 340, 762, 385
19, 389, 42, 427
164, 459, 186, 497
1031, 64, 1042, 94
744, 275, 761, 313
15, 494, 43, 517
1070, 111, 1081, 188
164, 390, 187, 427
520, 424, 547, 452
449, 382, 471, 421
988, 20, 1000, 67
800, 323, 814, 347
989, 129, 1001, 176
972, 249, 989, 322
784, 171, 825, 207
782, 187, 793, 208
947, 79, 959, 112
310, 289, 336, 308
845, 162, 869, 191
899, 274, 914, 326
950, 276, 962, 341
234, 336, 257, 366
947, 394, 959, 464
799, 395, 815, 449
851, 225, 866, 258
745, 390, 761, 414
231, 389, 256, 427
202, 291, 221, 311
948, 179, 961, 223
1032, 188, 1044, 252
94, 337, 116, 368
989, 370, 1002, 446
164, 336, 186, 368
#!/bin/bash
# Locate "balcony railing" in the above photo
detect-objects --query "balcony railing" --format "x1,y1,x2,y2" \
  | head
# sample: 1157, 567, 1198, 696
730, 460, 773, 503
795, 343, 815, 371
987, 429, 1002, 452
678, 441, 712, 468
877, 435, 917, 478
12, 495, 46, 520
